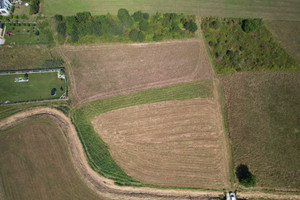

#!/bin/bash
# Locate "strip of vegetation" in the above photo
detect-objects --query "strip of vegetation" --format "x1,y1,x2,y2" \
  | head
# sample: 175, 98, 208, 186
53, 8, 198, 44
201, 17, 299, 73
0, 100, 71, 121
72, 80, 213, 186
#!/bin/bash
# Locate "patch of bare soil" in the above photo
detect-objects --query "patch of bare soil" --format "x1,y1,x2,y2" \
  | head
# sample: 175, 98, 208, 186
59, 39, 212, 106
0, 108, 299, 199
92, 98, 229, 189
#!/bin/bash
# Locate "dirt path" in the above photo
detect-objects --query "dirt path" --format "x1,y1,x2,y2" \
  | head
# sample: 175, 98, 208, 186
0, 108, 299, 200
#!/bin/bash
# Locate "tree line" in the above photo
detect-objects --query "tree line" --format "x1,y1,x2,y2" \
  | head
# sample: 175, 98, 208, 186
54, 8, 198, 43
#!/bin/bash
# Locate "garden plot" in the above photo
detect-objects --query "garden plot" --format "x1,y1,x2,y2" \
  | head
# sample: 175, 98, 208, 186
0, 69, 67, 104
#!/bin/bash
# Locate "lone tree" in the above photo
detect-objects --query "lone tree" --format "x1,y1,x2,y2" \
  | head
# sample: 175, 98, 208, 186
242, 19, 260, 33
236, 164, 256, 187
24, 73, 29, 80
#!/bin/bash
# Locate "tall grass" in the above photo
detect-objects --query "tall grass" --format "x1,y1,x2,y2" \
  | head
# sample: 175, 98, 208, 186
72, 80, 213, 186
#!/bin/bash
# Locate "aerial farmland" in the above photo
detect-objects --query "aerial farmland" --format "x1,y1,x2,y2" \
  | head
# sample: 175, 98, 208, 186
0, 0, 299, 200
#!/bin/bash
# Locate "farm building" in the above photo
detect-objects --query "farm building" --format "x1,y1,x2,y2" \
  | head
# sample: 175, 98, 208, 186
0, 0, 12, 16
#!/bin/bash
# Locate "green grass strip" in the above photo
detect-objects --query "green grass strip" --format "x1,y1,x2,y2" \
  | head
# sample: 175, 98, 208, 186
72, 80, 213, 186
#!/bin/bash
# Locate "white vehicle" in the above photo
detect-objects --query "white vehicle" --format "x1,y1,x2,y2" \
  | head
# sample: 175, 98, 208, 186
226, 192, 237, 200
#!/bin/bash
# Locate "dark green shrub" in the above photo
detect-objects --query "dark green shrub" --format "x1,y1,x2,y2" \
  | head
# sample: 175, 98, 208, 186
35, 30, 40, 35
76, 12, 91, 23
139, 20, 149, 32
133, 11, 143, 22
93, 22, 102, 36
70, 26, 79, 42
111, 21, 124, 35
143, 13, 149, 20
242, 19, 260, 33
184, 20, 198, 33
153, 34, 162, 41
212, 20, 221, 29
54, 14, 63, 22
117, 8, 133, 28
29, 0, 40, 15
129, 29, 138, 41
138, 31, 145, 42
57, 22, 66, 36
236, 164, 257, 187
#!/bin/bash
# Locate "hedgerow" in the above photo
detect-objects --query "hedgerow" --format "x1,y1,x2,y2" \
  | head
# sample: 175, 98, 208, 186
54, 9, 197, 43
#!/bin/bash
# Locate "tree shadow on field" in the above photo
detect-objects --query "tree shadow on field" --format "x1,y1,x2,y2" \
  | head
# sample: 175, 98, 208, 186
236, 164, 256, 187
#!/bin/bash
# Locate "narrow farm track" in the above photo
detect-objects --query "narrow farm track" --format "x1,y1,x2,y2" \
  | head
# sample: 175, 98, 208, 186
0, 108, 299, 200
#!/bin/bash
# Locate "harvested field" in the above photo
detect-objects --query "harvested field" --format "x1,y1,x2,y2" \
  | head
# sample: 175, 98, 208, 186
92, 98, 230, 189
222, 71, 300, 190
60, 39, 212, 105
0, 117, 103, 200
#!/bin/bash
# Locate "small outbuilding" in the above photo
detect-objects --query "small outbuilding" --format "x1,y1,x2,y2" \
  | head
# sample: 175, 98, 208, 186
51, 88, 56, 96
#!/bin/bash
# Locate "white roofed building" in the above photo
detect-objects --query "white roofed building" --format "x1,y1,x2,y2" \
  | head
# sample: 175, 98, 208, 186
0, 0, 12, 16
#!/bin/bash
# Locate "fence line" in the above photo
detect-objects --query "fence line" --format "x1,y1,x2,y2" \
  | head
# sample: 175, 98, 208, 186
1, 97, 69, 106
0, 67, 64, 75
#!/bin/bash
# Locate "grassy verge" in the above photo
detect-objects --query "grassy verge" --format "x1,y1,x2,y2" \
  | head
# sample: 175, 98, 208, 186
0, 101, 71, 121
72, 80, 213, 186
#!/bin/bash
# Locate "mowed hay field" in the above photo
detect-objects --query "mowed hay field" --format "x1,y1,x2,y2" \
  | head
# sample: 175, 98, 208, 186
222, 71, 300, 189
92, 98, 230, 189
0, 117, 103, 200
43, 0, 300, 21
62, 39, 212, 105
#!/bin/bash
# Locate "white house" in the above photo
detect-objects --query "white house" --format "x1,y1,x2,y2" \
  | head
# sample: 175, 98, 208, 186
0, 0, 12, 17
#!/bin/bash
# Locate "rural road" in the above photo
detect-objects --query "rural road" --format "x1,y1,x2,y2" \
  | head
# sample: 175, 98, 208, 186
0, 108, 299, 200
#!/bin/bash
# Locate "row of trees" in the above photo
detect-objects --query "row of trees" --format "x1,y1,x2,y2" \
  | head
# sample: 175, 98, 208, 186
54, 9, 198, 43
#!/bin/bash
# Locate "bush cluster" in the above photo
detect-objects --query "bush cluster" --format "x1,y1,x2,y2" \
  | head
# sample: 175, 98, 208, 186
201, 17, 299, 73
54, 9, 197, 43
30, 0, 40, 15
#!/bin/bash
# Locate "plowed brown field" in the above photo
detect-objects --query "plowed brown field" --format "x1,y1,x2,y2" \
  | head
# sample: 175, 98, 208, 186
60, 39, 211, 106
92, 98, 229, 189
